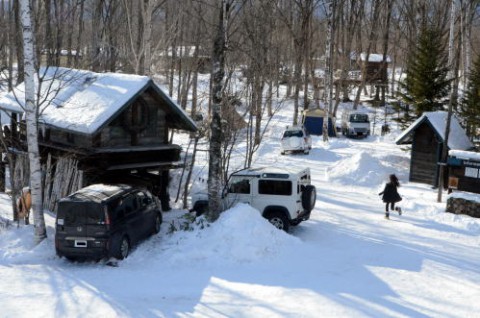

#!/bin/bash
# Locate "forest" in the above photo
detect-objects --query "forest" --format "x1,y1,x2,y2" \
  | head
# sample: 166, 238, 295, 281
1, 1, 479, 126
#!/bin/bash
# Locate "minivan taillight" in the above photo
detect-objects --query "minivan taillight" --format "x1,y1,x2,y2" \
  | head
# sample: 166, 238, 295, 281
104, 207, 111, 227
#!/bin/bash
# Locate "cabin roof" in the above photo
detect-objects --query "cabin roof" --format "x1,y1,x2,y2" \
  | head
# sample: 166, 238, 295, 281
395, 111, 474, 151
0, 67, 197, 135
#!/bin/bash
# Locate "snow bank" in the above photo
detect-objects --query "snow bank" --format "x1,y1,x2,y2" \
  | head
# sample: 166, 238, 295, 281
448, 191, 480, 203
159, 204, 300, 267
329, 152, 386, 186
0, 225, 56, 265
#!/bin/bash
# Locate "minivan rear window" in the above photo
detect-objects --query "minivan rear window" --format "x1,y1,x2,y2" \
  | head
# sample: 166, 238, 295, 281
58, 201, 105, 225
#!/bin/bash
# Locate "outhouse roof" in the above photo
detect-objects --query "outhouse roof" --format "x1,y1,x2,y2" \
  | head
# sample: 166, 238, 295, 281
395, 111, 474, 151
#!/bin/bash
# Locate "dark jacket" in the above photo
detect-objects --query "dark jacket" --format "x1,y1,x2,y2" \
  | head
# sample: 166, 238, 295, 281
379, 182, 402, 203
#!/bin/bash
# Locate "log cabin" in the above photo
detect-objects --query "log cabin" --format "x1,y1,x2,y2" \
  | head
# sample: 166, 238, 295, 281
0, 67, 197, 211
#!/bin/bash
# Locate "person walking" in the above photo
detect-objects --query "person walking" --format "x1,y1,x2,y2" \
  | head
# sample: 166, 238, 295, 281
379, 174, 402, 219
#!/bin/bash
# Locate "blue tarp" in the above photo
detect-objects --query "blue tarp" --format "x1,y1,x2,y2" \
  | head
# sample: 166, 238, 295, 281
303, 116, 336, 136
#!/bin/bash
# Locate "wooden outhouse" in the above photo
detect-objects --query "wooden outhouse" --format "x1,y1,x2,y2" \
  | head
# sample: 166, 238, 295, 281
0, 67, 197, 211
395, 112, 474, 187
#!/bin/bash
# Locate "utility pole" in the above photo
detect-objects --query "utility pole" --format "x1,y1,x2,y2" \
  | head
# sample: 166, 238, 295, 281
437, 0, 457, 203
322, 0, 335, 142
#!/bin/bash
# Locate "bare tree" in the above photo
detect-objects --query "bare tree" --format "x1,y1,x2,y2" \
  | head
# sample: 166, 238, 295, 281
19, 0, 47, 243
207, 0, 232, 221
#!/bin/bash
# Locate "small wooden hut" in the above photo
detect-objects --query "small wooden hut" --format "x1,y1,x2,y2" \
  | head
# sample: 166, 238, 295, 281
395, 112, 474, 187
359, 53, 391, 84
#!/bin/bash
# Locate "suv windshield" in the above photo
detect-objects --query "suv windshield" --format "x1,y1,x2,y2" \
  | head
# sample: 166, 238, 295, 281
58, 201, 105, 225
283, 130, 304, 138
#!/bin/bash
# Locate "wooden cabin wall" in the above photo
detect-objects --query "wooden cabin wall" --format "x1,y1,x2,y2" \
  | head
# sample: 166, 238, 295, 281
449, 164, 480, 194
47, 129, 92, 148
410, 123, 440, 185
100, 97, 167, 148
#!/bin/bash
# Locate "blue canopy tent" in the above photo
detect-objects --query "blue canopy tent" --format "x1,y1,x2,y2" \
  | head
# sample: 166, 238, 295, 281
302, 108, 336, 136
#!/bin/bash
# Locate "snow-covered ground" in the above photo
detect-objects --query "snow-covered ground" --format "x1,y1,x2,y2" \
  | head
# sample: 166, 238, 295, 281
1, 98, 480, 318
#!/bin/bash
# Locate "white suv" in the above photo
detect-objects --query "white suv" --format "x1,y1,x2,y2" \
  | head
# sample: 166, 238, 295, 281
281, 126, 312, 155
191, 167, 317, 232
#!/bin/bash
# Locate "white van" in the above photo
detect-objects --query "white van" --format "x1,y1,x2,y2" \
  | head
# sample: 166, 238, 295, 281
341, 111, 370, 138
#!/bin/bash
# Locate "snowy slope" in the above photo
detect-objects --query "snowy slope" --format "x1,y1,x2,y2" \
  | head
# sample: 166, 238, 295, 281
1, 99, 480, 318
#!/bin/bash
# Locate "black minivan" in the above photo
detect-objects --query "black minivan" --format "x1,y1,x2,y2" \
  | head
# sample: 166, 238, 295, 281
55, 184, 162, 261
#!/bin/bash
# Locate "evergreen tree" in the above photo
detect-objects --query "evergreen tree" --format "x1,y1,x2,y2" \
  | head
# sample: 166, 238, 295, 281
460, 54, 480, 139
397, 25, 450, 126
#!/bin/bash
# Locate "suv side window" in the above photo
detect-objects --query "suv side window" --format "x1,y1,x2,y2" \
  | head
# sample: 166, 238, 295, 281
258, 180, 292, 196
229, 179, 251, 194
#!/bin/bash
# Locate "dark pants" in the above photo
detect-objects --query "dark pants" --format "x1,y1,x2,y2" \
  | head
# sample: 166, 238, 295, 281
385, 202, 395, 212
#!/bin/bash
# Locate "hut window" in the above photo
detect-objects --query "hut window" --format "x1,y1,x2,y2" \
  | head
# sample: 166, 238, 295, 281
465, 167, 479, 179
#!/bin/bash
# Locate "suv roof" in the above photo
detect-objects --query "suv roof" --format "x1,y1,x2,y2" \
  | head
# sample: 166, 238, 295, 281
230, 167, 310, 179
61, 184, 132, 203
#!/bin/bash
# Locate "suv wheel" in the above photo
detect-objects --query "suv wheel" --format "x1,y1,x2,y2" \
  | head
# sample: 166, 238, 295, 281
301, 185, 316, 211
266, 212, 290, 232
114, 236, 130, 260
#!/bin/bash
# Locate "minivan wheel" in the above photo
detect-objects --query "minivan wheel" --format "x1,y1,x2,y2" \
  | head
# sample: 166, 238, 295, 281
114, 236, 130, 260
266, 212, 289, 232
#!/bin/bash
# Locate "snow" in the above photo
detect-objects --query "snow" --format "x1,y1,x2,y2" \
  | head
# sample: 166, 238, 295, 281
395, 111, 474, 150
448, 191, 480, 203
449, 149, 480, 161
360, 53, 392, 63
0, 68, 154, 134
1, 82, 480, 318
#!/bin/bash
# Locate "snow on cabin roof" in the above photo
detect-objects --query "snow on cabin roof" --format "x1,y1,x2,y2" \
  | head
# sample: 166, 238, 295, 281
360, 53, 391, 63
0, 67, 197, 135
449, 150, 480, 161
395, 111, 474, 151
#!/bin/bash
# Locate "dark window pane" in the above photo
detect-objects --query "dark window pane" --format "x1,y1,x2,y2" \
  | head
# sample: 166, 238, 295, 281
229, 179, 251, 194
258, 180, 292, 196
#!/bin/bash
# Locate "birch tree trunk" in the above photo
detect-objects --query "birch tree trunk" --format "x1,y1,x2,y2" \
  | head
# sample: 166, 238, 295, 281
207, 0, 229, 221
140, 0, 154, 75
20, 0, 46, 243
